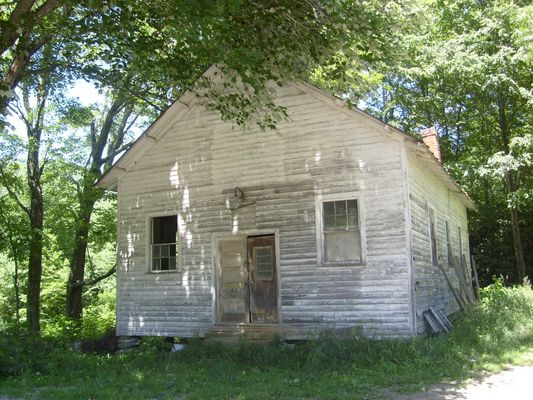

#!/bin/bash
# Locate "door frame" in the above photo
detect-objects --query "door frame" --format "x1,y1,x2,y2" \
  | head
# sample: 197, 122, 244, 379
212, 229, 281, 324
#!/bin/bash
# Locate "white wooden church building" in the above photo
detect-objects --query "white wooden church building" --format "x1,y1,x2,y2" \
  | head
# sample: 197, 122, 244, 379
98, 68, 475, 339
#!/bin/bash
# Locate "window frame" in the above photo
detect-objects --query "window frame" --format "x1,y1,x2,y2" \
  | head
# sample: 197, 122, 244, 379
146, 212, 181, 273
445, 220, 452, 260
253, 245, 274, 281
315, 192, 366, 266
458, 225, 463, 262
428, 207, 438, 266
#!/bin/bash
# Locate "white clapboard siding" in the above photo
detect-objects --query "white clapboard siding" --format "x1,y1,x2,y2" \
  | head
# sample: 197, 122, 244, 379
406, 150, 471, 334
112, 82, 471, 339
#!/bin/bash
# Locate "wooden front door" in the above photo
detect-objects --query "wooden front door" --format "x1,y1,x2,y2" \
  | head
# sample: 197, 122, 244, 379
247, 235, 277, 323
218, 238, 248, 323
218, 235, 277, 323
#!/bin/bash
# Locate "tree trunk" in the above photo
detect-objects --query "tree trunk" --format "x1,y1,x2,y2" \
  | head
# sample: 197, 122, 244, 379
0, 0, 61, 117
66, 194, 97, 320
0, 206, 22, 323
26, 129, 44, 335
497, 93, 527, 282
9, 229, 22, 324
65, 100, 132, 320
506, 174, 527, 282
14, 249, 21, 323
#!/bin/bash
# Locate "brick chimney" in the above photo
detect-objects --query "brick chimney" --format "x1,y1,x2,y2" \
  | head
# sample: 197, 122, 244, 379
421, 127, 442, 162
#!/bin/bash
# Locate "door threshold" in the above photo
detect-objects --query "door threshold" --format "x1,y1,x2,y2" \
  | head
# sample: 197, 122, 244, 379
216, 322, 280, 326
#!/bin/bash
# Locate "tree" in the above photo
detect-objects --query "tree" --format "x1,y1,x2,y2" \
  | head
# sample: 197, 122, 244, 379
5, 79, 49, 335
2, 40, 77, 334
361, 0, 533, 282
66, 96, 138, 321
1, 1, 401, 125
0, 0, 66, 118
0, 171, 29, 325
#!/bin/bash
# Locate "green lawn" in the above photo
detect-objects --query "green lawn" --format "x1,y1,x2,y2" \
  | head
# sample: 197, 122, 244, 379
2, 283, 533, 400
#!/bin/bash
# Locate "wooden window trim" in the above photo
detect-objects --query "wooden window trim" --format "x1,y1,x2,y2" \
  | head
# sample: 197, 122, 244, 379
315, 192, 366, 267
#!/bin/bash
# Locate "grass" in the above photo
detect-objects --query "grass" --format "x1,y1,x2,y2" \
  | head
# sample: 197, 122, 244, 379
1, 282, 533, 399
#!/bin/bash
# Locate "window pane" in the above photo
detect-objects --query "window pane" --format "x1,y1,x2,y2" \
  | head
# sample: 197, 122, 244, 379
335, 200, 347, 215
153, 215, 177, 244
347, 199, 358, 215
160, 257, 169, 271
324, 231, 361, 262
169, 257, 177, 270
255, 247, 273, 279
323, 201, 335, 217
161, 244, 169, 257
324, 215, 336, 228
335, 214, 347, 227
152, 258, 160, 271
347, 213, 358, 227
170, 244, 177, 257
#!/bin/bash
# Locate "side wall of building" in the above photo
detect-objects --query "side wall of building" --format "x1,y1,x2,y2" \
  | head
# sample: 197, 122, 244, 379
115, 84, 414, 338
407, 152, 471, 334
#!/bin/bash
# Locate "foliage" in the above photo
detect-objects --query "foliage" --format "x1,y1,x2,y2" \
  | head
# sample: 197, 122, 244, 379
1, 284, 533, 399
360, 0, 533, 283
0, 136, 119, 337
1, 1, 403, 130
0, 327, 68, 377
453, 279, 533, 356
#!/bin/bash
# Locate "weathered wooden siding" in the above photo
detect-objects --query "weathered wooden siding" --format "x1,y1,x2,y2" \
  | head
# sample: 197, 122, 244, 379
407, 150, 471, 334
115, 83, 413, 338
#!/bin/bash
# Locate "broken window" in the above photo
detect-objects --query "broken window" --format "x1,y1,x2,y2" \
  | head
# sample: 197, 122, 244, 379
321, 199, 362, 263
151, 215, 178, 272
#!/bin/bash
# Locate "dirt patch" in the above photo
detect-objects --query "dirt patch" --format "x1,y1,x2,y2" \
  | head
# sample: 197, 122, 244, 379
394, 365, 533, 400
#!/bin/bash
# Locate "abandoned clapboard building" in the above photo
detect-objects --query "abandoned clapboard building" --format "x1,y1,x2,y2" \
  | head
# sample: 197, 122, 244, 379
97, 68, 476, 339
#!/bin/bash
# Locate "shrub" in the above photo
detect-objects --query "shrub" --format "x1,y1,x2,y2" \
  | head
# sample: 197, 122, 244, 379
451, 280, 533, 353
0, 327, 68, 377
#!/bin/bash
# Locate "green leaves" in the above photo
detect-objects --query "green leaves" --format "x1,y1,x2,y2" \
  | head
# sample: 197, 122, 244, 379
359, 0, 533, 282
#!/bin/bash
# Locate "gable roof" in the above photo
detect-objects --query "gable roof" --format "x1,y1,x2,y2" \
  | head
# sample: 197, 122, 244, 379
96, 66, 475, 210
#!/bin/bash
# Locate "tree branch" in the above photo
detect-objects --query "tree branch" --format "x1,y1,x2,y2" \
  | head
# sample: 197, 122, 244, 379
33, 0, 60, 24
101, 141, 132, 165
70, 263, 117, 288
0, 175, 30, 216
0, 0, 35, 56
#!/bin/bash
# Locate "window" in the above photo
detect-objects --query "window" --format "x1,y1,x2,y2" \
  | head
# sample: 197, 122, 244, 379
458, 226, 463, 261
151, 215, 178, 272
254, 246, 274, 280
445, 221, 452, 257
318, 197, 363, 264
428, 208, 438, 266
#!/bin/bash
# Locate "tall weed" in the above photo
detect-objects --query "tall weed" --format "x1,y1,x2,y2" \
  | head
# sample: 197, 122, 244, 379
451, 279, 533, 354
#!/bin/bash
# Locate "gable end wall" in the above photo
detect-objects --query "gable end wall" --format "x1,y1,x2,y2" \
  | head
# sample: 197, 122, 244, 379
115, 84, 415, 338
